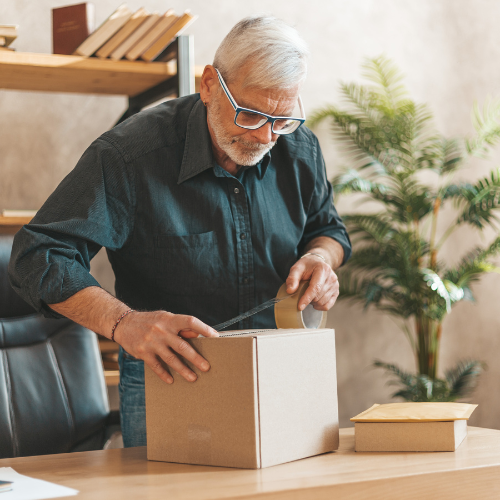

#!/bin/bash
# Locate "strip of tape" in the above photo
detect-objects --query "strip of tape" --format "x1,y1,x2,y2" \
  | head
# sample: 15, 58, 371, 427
213, 281, 327, 332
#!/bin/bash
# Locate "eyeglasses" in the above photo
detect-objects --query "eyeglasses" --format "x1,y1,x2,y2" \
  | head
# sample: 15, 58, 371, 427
215, 68, 306, 135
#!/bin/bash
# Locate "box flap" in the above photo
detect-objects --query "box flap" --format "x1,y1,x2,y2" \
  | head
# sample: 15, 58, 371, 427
218, 328, 332, 339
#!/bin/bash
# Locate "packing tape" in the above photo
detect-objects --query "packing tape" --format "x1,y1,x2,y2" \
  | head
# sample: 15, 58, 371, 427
212, 280, 327, 331
274, 281, 327, 329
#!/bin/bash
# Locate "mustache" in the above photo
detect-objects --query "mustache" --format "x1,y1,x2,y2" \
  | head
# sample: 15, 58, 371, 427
232, 137, 277, 151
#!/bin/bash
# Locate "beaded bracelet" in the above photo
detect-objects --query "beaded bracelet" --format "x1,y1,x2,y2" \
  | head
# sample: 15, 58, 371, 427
111, 309, 135, 342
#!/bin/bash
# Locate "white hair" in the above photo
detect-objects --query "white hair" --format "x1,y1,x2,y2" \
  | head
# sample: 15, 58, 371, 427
213, 15, 309, 90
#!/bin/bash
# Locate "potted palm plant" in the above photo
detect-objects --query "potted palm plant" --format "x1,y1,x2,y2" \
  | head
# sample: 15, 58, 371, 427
309, 56, 500, 402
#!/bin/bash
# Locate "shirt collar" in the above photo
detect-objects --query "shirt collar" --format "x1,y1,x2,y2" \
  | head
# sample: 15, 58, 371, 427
178, 97, 272, 184
178, 99, 214, 184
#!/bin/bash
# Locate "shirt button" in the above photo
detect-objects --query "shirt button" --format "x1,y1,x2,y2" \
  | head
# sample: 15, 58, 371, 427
234, 187, 240, 194
243, 277, 249, 284
240, 233, 246, 240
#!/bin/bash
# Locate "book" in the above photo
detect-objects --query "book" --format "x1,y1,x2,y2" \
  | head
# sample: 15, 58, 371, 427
95, 7, 148, 59
52, 3, 95, 55
124, 9, 176, 61
0, 25, 18, 47
153, 40, 177, 63
109, 12, 160, 60
73, 3, 133, 57
141, 12, 196, 62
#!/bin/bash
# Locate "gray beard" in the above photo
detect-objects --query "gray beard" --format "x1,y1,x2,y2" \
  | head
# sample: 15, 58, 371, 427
207, 97, 277, 167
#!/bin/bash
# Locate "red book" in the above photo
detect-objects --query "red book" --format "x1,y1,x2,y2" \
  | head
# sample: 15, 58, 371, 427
52, 3, 95, 55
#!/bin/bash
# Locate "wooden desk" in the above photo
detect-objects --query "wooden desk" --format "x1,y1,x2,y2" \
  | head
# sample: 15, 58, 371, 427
1, 427, 500, 499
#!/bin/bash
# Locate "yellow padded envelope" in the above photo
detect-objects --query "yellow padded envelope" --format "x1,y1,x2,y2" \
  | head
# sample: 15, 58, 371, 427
351, 402, 477, 422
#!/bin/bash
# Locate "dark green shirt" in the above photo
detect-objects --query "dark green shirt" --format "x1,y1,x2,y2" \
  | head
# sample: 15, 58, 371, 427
9, 94, 351, 329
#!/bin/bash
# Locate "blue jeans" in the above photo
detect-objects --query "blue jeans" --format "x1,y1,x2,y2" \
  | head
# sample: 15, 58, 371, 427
118, 347, 147, 447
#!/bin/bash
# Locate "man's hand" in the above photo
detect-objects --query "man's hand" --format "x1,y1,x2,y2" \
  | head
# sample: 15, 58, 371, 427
48, 287, 219, 386
285, 237, 344, 312
286, 255, 339, 311
114, 310, 218, 385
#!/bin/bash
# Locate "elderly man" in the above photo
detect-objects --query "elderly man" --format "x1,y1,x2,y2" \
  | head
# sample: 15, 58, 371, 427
9, 16, 351, 447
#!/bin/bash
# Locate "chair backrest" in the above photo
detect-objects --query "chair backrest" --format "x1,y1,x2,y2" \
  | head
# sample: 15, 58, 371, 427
0, 235, 36, 318
0, 235, 110, 458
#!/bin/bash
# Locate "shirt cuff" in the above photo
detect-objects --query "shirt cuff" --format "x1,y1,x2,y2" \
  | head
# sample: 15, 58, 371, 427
29, 262, 101, 319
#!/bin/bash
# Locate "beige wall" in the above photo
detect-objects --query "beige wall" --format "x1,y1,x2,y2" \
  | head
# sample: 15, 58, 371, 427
1, 0, 500, 429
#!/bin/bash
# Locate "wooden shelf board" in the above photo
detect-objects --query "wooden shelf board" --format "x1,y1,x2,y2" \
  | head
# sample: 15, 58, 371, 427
0, 216, 33, 226
104, 370, 120, 386
0, 51, 203, 97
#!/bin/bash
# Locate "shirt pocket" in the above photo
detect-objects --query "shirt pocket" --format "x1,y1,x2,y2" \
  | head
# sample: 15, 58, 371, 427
154, 231, 222, 296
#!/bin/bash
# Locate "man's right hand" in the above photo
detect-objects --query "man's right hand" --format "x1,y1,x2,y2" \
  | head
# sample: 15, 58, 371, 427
114, 310, 219, 385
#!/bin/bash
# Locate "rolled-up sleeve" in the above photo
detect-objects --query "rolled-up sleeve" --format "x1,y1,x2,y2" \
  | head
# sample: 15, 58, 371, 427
8, 137, 135, 318
299, 136, 352, 265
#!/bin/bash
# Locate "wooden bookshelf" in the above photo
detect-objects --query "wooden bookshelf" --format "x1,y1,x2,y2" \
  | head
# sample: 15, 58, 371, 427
1, 37, 201, 387
0, 51, 203, 96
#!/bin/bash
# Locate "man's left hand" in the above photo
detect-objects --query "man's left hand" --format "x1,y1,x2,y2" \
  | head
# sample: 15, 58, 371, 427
286, 254, 339, 311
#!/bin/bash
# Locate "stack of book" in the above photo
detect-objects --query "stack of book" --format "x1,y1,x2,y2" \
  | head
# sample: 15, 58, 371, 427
53, 3, 196, 62
0, 25, 18, 51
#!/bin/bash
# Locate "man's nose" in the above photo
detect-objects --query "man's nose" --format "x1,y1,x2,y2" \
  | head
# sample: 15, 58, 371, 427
251, 122, 277, 144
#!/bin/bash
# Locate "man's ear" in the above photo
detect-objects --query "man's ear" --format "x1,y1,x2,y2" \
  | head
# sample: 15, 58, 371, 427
199, 65, 218, 105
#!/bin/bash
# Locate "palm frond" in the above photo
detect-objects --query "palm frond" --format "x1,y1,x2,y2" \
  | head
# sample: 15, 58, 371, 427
374, 361, 415, 386
338, 270, 388, 310
361, 56, 408, 113
445, 360, 485, 400
338, 269, 387, 309
455, 169, 500, 228
421, 269, 465, 314
337, 269, 365, 300
440, 138, 466, 173
309, 107, 391, 173
308, 61, 435, 176
420, 137, 466, 174
375, 360, 484, 401
466, 98, 500, 158
330, 169, 388, 195
338, 82, 383, 123
441, 182, 475, 201
391, 175, 434, 222
306, 105, 340, 129
342, 213, 395, 245
327, 109, 399, 173
346, 230, 428, 292
444, 237, 500, 288
374, 362, 441, 401
337, 171, 434, 223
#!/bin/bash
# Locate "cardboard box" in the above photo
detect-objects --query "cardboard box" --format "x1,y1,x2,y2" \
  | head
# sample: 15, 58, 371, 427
145, 328, 339, 469
354, 420, 468, 452
351, 403, 477, 452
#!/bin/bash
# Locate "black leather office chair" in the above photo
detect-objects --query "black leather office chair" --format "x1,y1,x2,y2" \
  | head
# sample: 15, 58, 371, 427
0, 234, 120, 458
